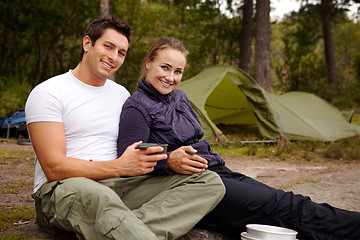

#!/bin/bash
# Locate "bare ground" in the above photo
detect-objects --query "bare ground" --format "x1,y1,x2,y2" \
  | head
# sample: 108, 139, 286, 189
0, 139, 359, 239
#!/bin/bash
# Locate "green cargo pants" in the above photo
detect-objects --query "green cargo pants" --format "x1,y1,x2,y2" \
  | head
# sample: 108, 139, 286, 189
32, 170, 225, 240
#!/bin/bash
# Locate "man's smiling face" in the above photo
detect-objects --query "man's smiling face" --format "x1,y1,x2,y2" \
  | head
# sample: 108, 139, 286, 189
84, 28, 129, 83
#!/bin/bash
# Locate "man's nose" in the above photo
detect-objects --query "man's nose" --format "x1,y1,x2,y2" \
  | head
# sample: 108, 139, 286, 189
108, 50, 118, 62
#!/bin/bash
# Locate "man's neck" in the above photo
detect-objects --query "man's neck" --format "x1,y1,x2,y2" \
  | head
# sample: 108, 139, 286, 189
72, 62, 107, 87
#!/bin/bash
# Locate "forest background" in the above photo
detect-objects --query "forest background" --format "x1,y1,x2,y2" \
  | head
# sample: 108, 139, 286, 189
1, 0, 360, 116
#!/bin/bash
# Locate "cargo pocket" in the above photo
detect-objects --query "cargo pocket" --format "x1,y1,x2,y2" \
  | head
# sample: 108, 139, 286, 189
46, 181, 82, 232
32, 181, 62, 230
97, 212, 124, 236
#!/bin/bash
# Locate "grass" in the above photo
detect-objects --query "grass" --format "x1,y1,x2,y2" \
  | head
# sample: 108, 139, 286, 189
0, 147, 36, 234
212, 112, 360, 162
0, 206, 36, 232
296, 177, 320, 185
0, 149, 34, 161
1, 180, 33, 194
0, 234, 44, 240
213, 135, 360, 161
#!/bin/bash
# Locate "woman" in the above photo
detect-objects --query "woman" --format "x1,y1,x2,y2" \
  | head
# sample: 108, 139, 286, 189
117, 37, 360, 240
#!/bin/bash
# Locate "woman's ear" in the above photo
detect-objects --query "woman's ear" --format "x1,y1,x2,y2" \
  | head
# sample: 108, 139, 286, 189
145, 58, 151, 70
82, 36, 92, 53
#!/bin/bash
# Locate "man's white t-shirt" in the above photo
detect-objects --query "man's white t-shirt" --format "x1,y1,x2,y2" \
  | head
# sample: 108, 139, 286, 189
25, 70, 130, 192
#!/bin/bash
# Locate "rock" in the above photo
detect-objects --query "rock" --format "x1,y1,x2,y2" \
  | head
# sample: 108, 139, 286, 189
178, 228, 237, 240
0, 221, 237, 240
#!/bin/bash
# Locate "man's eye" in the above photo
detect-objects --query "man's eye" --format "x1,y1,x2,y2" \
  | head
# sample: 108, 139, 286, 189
104, 44, 111, 48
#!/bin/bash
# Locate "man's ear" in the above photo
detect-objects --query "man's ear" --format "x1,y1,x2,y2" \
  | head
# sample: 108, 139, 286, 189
83, 36, 92, 53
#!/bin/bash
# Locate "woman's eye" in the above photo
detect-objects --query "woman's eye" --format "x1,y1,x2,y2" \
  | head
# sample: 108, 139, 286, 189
175, 70, 182, 74
161, 66, 168, 70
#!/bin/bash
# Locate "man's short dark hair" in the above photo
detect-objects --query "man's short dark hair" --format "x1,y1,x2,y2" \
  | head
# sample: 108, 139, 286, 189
80, 16, 132, 60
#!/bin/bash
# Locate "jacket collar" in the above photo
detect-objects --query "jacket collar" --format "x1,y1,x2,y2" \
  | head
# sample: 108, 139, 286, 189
138, 78, 173, 102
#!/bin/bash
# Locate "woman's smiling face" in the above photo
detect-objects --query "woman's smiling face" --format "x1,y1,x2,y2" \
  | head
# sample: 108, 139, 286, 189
145, 47, 187, 95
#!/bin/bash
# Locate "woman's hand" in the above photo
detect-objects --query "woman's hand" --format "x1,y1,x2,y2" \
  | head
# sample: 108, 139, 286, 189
167, 146, 208, 175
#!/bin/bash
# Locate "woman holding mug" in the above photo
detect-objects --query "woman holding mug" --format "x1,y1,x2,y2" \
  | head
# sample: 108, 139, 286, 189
118, 37, 360, 240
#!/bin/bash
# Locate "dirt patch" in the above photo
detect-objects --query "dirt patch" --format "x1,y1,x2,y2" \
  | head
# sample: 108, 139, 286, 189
0, 140, 359, 238
224, 156, 360, 212
0, 140, 35, 209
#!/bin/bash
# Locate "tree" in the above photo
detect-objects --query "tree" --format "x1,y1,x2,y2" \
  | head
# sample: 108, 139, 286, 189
254, 0, 271, 92
275, 6, 326, 94
100, 0, 116, 80
319, 0, 338, 85
0, 0, 98, 114
316, 0, 360, 86
238, 0, 253, 74
213, 0, 222, 64
100, 0, 111, 17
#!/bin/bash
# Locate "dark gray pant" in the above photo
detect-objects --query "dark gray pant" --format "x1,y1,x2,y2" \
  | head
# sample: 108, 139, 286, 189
199, 165, 360, 240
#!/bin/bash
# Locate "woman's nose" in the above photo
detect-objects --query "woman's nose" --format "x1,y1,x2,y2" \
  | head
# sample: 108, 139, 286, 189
165, 72, 174, 81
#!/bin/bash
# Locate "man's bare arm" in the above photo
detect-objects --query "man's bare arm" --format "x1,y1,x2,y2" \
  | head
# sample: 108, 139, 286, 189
28, 121, 167, 182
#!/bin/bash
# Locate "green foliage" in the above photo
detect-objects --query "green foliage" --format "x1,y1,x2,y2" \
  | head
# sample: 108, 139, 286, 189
333, 21, 360, 88
324, 136, 360, 160
354, 54, 360, 83
0, 0, 98, 114
0, 79, 32, 116
274, 9, 327, 94
111, 0, 241, 92
0, 206, 36, 232
332, 95, 357, 108
1, 0, 360, 114
273, 3, 360, 106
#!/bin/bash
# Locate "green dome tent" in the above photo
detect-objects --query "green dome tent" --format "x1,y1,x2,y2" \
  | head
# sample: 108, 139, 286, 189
177, 65, 360, 143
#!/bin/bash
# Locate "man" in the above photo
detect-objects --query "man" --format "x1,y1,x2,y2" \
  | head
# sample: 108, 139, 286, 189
25, 16, 224, 240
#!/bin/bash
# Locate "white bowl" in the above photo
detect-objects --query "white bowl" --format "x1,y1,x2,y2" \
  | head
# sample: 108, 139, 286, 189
241, 232, 261, 240
246, 224, 298, 240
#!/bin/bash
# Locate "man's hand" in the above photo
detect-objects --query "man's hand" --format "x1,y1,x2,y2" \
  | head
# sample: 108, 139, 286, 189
28, 122, 167, 181
117, 142, 167, 176
167, 146, 208, 175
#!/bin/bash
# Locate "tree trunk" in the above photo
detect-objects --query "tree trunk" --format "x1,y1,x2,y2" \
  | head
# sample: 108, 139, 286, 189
100, 0, 111, 17
213, 1, 222, 65
238, 0, 253, 74
254, 0, 271, 92
100, 0, 116, 80
320, 0, 338, 85
34, 31, 42, 86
